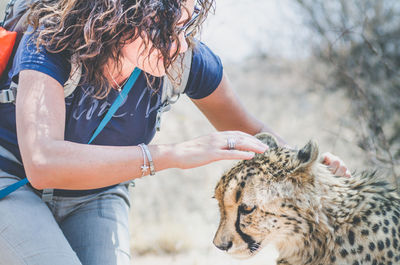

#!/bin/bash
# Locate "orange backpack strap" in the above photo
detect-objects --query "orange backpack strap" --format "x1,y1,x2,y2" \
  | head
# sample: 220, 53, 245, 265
0, 27, 17, 77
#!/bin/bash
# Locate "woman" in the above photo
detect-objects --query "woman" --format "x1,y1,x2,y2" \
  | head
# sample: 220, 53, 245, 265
0, 0, 350, 264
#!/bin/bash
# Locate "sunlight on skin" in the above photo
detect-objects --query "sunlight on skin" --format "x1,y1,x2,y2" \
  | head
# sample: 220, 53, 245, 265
20, 73, 63, 167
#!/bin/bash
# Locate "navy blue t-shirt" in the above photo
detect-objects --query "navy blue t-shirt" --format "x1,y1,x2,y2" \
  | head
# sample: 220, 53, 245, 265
0, 32, 223, 196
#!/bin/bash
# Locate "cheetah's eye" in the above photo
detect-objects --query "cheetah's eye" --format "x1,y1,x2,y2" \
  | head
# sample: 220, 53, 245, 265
239, 204, 256, 215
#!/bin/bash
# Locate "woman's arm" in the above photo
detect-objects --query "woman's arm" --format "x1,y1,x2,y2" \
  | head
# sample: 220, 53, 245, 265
16, 70, 160, 190
16, 70, 268, 190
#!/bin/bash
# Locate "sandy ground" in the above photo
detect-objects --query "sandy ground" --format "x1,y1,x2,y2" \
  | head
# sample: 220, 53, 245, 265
129, 57, 369, 265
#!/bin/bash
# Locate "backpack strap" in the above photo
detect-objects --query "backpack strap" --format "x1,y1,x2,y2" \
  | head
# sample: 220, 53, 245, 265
1, 46, 191, 105
156, 48, 192, 131
0, 82, 16, 103
161, 48, 192, 104
64, 54, 82, 97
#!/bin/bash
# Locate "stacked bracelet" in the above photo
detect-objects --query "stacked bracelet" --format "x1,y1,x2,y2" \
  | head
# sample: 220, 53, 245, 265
138, 143, 155, 176
138, 144, 149, 176
142, 144, 155, 176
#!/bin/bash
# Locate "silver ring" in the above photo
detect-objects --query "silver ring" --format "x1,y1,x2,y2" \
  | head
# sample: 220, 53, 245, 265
227, 138, 236, 150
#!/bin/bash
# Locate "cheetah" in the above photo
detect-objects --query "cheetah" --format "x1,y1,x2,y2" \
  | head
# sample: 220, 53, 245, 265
213, 133, 400, 265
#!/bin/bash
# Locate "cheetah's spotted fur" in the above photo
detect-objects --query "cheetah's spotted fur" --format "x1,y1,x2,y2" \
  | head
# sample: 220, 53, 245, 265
213, 133, 400, 265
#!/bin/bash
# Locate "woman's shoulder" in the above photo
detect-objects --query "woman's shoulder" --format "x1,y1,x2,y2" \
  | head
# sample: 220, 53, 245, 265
14, 27, 72, 86
191, 41, 221, 64
184, 41, 223, 99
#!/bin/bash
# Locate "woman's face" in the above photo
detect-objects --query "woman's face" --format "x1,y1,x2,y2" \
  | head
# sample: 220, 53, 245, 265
122, 0, 195, 77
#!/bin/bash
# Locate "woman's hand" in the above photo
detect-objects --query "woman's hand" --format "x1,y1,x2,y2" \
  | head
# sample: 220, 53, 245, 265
171, 131, 269, 169
321, 152, 351, 178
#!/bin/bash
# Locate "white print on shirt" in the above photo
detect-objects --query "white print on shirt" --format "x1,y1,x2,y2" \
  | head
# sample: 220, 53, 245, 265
67, 87, 128, 121
66, 86, 161, 121
135, 88, 162, 119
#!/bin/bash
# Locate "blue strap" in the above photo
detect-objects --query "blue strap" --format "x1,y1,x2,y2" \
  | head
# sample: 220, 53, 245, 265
0, 67, 142, 200
0, 178, 28, 198
88, 67, 141, 143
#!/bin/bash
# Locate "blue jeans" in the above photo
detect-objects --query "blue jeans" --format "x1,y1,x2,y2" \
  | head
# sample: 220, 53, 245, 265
0, 172, 131, 265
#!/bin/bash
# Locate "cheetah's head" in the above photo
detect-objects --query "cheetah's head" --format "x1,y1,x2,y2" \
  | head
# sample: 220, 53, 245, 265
213, 133, 323, 259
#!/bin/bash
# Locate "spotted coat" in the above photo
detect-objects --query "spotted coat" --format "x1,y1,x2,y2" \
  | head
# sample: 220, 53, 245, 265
213, 133, 400, 265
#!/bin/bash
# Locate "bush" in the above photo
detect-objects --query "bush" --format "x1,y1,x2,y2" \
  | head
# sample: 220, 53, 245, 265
295, 0, 400, 187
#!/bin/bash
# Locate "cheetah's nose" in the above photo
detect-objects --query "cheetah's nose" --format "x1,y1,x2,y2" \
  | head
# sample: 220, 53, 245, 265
214, 240, 233, 251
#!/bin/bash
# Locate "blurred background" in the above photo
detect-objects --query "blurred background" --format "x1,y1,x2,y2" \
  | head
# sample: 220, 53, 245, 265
1, 0, 399, 264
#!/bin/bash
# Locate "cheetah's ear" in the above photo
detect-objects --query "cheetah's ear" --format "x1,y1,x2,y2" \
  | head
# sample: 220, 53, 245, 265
295, 140, 319, 171
255, 133, 278, 149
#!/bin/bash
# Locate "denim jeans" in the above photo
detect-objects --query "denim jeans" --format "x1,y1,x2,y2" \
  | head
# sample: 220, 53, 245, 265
0, 171, 131, 265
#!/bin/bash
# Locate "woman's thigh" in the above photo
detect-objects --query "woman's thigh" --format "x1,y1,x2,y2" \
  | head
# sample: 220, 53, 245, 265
0, 175, 82, 265
59, 184, 131, 265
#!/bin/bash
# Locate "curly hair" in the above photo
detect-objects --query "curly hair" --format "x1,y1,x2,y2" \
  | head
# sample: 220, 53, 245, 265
27, 0, 214, 98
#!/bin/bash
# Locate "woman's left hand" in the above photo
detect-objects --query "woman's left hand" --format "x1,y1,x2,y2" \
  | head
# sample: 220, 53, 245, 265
321, 152, 351, 177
